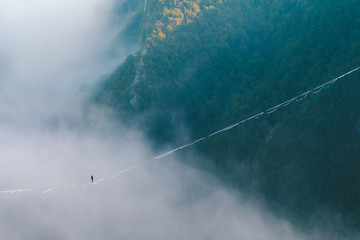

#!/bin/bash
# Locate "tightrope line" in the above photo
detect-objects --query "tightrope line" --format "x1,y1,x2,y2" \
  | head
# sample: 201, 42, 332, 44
1, 66, 359, 196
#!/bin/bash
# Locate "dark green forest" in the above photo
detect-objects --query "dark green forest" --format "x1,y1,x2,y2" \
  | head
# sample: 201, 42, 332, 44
96, 0, 360, 236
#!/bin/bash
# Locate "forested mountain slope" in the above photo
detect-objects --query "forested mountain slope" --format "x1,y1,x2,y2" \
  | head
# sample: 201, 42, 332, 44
96, 0, 360, 235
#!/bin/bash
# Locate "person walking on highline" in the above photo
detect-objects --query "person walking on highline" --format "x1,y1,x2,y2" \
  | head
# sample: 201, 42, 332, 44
91, 175, 94, 183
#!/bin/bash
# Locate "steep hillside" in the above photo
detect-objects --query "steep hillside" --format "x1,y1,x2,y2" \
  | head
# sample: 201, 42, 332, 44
96, 0, 360, 235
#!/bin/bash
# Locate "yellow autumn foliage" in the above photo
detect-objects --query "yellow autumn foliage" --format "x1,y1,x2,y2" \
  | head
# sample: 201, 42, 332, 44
149, 0, 223, 41
158, 31, 166, 39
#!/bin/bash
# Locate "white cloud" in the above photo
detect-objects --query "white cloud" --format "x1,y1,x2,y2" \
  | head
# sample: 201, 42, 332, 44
0, 0, 131, 127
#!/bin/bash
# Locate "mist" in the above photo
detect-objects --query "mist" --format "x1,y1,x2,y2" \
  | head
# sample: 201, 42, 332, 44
0, 1, 334, 239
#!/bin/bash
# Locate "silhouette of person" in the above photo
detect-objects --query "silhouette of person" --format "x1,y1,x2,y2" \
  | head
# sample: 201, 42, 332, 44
91, 175, 94, 183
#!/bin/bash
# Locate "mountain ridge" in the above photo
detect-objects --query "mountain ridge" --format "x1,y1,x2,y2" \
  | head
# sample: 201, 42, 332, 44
96, 0, 360, 235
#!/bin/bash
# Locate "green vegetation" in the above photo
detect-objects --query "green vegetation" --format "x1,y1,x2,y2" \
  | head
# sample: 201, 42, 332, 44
96, 0, 360, 235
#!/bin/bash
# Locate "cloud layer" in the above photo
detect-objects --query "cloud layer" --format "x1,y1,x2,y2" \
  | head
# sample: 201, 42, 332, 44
0, 0, 132, 127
